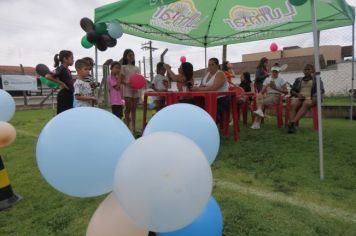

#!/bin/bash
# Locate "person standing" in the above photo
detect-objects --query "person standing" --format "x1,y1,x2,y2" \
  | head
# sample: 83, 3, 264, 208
108, 61, 124, 119
255, 57, 269, 93
45, 50, 74, 114
120, 49, 141, 134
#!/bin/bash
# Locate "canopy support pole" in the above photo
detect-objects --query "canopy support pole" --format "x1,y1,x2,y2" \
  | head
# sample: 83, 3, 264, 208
95, 46, 98, 82
351, 16, 355, 121
310, 0, 324, 180
204, 46, 207, 72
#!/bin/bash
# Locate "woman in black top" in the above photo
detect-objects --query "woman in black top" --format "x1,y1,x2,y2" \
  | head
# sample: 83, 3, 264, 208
255, 57, 269, 92
46, 50, 74, 114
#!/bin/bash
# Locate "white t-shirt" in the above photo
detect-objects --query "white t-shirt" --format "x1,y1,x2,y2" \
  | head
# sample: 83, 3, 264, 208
74, 79, 93, 107
263, 76, 286, 94
153, 74, 168, 90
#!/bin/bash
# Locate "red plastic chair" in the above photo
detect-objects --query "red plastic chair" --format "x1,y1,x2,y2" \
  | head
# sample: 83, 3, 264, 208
260, 95, 285, 128
285, 97, 318, 131
229, 86, 255, 125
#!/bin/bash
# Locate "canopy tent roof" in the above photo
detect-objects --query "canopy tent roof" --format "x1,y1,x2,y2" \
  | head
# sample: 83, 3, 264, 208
95, 0, 355, 48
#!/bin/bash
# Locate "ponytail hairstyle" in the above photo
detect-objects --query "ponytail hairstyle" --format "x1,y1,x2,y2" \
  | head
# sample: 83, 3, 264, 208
181, 62, 194, 90
54, 50, 73, 67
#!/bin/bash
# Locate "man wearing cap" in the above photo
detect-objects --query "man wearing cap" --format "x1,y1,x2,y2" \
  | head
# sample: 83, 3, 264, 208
251, 63, 288, 129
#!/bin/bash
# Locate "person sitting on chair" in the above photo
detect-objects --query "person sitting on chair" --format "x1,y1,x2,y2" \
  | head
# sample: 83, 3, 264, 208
287, 64, 325, 133
251, 63, 288, 129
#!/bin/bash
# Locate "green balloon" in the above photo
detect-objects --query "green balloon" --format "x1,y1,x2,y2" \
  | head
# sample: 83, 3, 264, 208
95, 22, 107, 34
289, 0, 307, 6
39, 76, 48, 85
81, 35, 93, 49
46, 80, 59, 88
39, 76, 58, 88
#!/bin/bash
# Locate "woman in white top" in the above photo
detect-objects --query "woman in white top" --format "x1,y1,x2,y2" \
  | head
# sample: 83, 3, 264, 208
120, 49, 141, 134
192, 57, 229, 121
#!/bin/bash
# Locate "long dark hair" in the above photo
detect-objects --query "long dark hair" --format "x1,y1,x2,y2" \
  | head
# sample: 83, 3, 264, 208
257, 57, 268, 70
222, 61, 229, 71
240, 72, 251, 91
181, 62, 194, 90
122, 49, 135, 66
54, 50, 73, 67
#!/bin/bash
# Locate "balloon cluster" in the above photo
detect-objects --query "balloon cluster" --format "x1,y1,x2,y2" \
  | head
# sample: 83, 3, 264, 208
35, 64, 58, 88
80, 18, 123, 51
36, 104, 223, 235
0, 89, 17, 148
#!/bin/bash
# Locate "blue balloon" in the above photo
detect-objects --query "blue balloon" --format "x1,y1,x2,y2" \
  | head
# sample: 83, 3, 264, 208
107, 20, 123, 39
143, 104, 219, 164
157, 197, 223, 236
36, 107, 134, 197
0, 89, 16, 122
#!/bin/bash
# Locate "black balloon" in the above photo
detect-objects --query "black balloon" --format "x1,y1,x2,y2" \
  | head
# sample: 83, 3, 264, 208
96, 38, 108, 51
35, 64, 50, 77
80, 17, 94, 33
101, 33, 117, 47
106, 38, 117, 48
86, 31, 99, 44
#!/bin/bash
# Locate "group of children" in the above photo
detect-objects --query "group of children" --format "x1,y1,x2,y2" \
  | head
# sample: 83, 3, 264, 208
45, 49, 142, 134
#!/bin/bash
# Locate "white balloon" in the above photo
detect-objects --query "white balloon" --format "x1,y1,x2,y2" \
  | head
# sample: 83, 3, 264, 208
107, 21, 123, 39
0, 89, 16, 122
114, 132, 212, 233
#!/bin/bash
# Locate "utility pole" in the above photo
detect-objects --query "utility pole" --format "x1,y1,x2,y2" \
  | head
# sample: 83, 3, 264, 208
143, 56, 146, 78
141, 41, 158, 82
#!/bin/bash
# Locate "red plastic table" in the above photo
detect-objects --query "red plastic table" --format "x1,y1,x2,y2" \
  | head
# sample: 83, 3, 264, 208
143, 91, 239, 141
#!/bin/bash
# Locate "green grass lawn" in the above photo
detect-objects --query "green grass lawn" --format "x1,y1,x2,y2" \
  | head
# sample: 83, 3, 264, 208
323, 96, 356, 106
1, 108, 356, 235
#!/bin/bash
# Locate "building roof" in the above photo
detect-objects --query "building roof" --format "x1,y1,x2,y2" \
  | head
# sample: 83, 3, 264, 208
0, 65, 37, 76
193, 55, 326, 78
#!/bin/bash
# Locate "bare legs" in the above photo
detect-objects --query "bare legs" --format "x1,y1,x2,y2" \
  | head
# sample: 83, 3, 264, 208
124, 97, 139, 133
289, 98, 316, 123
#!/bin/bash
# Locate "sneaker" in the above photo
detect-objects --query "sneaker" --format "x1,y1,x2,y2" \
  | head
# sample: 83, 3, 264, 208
251, 122, 261, 129
253, 109, 264, 118
287, 122, 296, 134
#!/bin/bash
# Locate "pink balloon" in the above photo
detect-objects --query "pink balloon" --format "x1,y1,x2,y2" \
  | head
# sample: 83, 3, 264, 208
180, 56, 186, 63
129, 73, 146, 90
270, 43, 278, 52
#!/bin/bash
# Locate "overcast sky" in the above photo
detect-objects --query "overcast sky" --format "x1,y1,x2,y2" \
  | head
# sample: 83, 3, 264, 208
0, 0, 355, 72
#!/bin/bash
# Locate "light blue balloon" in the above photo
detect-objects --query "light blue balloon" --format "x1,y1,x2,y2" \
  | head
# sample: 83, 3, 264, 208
0, 89, 16, 122
143, 104, 219, 164
157, 197, 223, 236
107, 20, 123, 39
36, 107, 134, 197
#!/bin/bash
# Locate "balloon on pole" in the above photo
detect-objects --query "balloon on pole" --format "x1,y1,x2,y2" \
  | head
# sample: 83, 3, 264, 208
81, 35, 94, 49
157, 197, 223, 236
86, 193, 148, 236
0, 121, 16, 148
36, 107, 135, 197
289, 0, 308, 6
113, 132, 212, 232
0, 89, 16, 122
270, 42, 278, 52
107, 21, 124, 39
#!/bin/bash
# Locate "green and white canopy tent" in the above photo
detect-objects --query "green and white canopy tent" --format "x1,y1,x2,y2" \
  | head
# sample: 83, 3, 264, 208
95, 0, 355, 180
